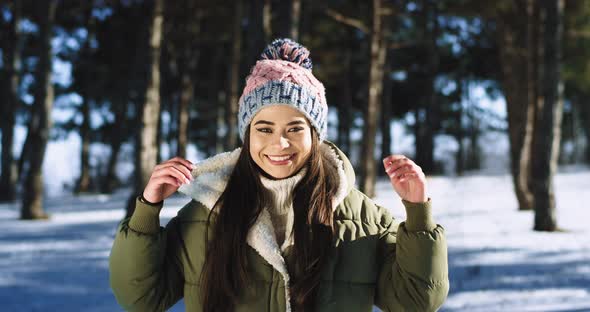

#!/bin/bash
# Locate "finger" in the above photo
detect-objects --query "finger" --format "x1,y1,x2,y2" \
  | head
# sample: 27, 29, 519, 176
155, 158, 195, 172
387, 164, 414, 177
392, 168, 424, 183
153, 168, 187, 185
386, 163, 409, 175
383, 154, 409, 162
384, 156, 412, 171
383, 155, 407, 166
170, 157, 195, 170
167, 166, 192, 184
154, 166, 191, 184
160, 163, 193, 181
385, 161, 409, 174
394, 164, 424, 178
398, 172, 421, 182
162, 160, 193, 174
154, 176, 183, 187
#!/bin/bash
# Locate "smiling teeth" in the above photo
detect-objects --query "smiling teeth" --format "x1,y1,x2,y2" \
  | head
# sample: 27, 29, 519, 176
268, 155, 292, 161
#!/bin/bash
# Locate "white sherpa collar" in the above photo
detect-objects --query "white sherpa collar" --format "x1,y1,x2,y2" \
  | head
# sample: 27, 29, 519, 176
177, 142, 350, 312
178, 143, 349, 212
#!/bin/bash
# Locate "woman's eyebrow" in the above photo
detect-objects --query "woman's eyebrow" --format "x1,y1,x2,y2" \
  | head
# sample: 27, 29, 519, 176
254, 120, 274, 125
253, 120, 306, 126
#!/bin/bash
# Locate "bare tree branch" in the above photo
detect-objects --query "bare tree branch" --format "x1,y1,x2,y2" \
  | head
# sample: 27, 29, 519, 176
324, 8, 369, 34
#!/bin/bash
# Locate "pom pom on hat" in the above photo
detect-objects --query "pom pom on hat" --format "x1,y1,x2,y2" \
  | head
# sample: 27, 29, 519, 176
260, 38, 313, 70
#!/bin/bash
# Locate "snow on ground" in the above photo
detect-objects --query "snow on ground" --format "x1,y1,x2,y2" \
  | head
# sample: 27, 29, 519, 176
373, 166, 590, 312
1, 168, 589, 311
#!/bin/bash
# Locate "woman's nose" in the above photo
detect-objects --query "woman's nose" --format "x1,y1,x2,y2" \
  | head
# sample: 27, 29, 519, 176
276, 135, 290, 149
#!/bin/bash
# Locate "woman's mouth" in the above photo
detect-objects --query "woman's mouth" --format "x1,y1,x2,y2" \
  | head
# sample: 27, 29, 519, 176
265, 153, 296, 165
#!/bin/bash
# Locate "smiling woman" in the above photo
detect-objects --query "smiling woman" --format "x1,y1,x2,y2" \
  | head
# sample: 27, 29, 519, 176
109, 38, 449, 312
249, 106, 313, 179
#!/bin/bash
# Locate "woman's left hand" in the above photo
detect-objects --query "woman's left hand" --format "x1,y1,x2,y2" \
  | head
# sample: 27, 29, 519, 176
382, 155, 428, 203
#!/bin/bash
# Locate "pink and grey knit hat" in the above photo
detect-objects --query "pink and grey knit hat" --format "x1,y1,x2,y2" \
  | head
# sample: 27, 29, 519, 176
238, 38, 328, 142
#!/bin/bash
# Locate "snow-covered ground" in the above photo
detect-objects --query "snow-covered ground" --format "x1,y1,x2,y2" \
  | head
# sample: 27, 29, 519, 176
374, 167, 590, 312
1, 167, 589, 311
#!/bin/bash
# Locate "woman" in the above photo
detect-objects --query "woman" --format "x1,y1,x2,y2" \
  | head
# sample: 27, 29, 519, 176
110, 38, 448, 312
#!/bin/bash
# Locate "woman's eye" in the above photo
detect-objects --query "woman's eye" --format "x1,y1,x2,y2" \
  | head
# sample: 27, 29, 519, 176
256, 128, 272, 133
289, 127, 304, 132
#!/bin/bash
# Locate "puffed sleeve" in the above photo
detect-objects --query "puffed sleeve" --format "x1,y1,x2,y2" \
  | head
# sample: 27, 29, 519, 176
374, 198, 449, 312
109, 197, 187, 311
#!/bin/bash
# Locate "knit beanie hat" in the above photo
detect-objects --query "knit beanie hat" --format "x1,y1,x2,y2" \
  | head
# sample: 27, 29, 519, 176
238, 38, 328, 142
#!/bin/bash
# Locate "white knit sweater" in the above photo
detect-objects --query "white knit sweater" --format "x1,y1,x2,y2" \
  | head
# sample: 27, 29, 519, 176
259, 166, 308, 252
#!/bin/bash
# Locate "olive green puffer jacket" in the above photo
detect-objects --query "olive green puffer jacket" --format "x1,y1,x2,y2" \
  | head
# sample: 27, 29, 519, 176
109, 141, 449, 312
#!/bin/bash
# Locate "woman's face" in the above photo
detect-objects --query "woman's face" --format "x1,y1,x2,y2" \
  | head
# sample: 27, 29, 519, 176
249, 105, 313, 179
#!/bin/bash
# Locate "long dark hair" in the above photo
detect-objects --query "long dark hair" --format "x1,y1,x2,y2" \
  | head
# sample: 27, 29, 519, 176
200, 125, 338, 311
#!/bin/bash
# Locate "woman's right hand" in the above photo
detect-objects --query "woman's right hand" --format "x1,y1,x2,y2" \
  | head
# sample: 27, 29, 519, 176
142, 157, 195, 203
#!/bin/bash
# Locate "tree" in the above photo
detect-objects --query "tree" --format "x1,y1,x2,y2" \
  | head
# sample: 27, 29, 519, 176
21, 0, 58, 220
495, 0, 536, 211
314, 1, 370, 158
562, 1, 590, 165
74, 1, 98, 193
163, 0, 204, 157
276, 0, 301, 40
531, 0, 564, 231
359, 0, 389, 198
206, 44, 223, 157
126, 0, 165, 218
413, 0, 440, 175
101, 99, 128, 193
244, 0, 269, 74
225, 0, 243, 150
335, 28, 356, 155
0, 0, 21, 202
92, 1, 151, 193
379, 51, 393, 171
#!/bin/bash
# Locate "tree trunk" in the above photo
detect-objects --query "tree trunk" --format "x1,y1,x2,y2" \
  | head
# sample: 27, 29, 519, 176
414, 0, 438, 174
466, 104, 481, 170
207, 74, 216, 156
497, 2, 535, 211
75, 2, 97, 194
531, 0, 564, 232
76, 98, 92, 193
558, 99, 577, 164
577, 95, 590, 164
337, 34, 354, 156
524, 0, 540, 208
156, 98, 164, 163
126, 0, 165, 218
263, 0, 272, 42
101, 100, 127, 194
177, 70, 192, 158
207, 46, 222, 156
425, 0, 438, 174
174, 3, 201, 158
380, 51, 393, 176
359, 0, 387, 198
225, 0, 242, 150
455, 80, 465, 176
0, 0, 21, 202
245, 0, 268, 70
276, 0, 301, 40
464, 83, 482, 171
290, 0, 301, 40
21, 0, 58, 220
569, 98, 582, 163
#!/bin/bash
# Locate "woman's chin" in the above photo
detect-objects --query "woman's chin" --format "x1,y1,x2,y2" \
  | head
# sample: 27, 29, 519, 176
264, 170, 290, 180
260, 165, 298, 180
